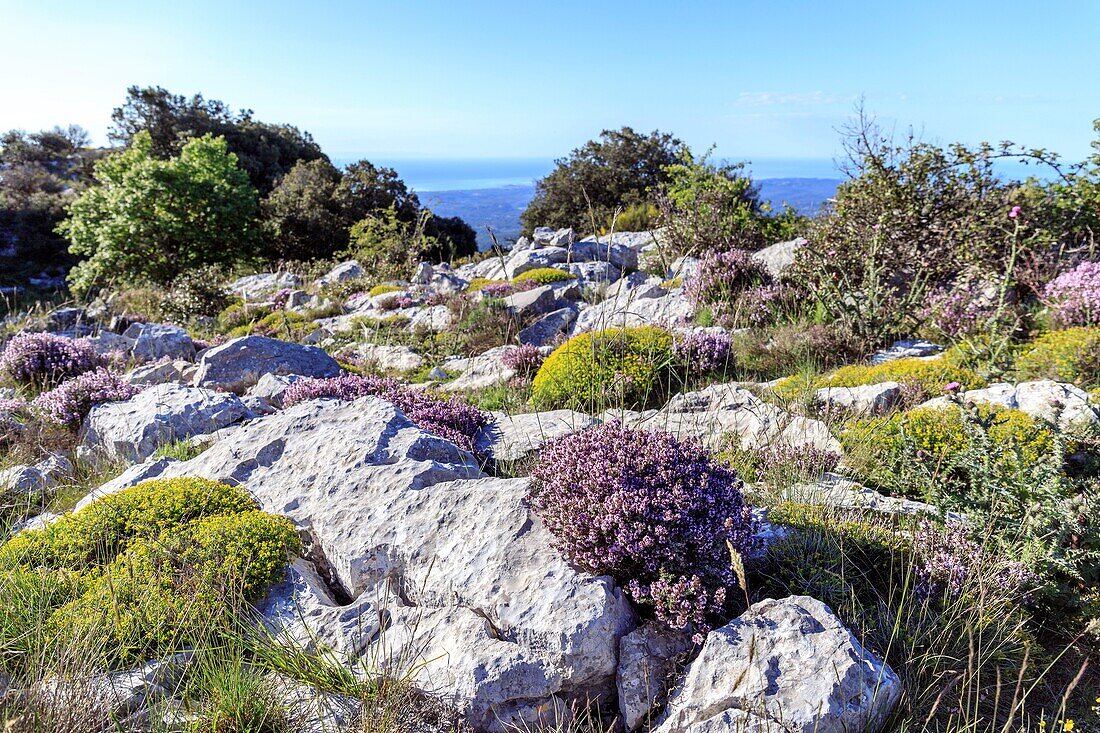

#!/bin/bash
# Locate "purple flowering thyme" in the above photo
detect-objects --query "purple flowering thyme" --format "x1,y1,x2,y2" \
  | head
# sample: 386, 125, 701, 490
673, 330, 733, 375
32, 368, 141, 430
0, 332, 106, 386
282, 374, 489, 452
1043, 260, 1100, 327
529, 423, 758, 641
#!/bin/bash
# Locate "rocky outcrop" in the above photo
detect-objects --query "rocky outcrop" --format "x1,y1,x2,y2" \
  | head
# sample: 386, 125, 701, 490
315, 260, 362, 287
192, 336, 341, 393
123, 323, 196, 362
812, 381, 901, 416
617, 624, 694, 731
622, 383, 841, 454
440, 346, 517, 392
870, 339, 943, 365
475, 409, 598, 462
352, 343, 425, 372
920, 380, 1099, 429
752, 238, 804, 279
79, 383, 251, 462
571, 287, 694, 335
229, 272, 302, 301
87, 397, 635, 731
654, 596, 901, 733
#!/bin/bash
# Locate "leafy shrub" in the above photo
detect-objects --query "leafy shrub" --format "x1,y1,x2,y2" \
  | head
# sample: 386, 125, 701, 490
512, 267, 575, 286
500, 344, 544, 380
608, 202, 658, 232
227, 310, 313, 341
446, 295, 519, 357
733, 323, 866, 380
0, 477, 256, 569
216, 301, 265, 331
31, 368, 140, 430
918, 284, 1006, 340
281, 374, 489, 452
61, 131, 262, 294
815, 355, 982, 401
368, 283, 402, 297
531, 326, 675, 411
465, 277, 506, 293
0, 477, 297, 665
673, 330, 732, 375
529, 423, 757, 640
0, 332, 106, 387
840, 404, 1056, 495
1014, 327, 1100, 388
161, 266, 233, 321
1043, 260, 1100, 327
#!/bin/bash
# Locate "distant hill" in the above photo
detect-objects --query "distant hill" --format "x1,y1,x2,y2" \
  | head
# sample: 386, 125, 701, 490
422, 177, 842, 250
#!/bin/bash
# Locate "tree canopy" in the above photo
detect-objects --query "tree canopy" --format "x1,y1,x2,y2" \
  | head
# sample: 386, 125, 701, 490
60, 131, 261, 294
520, 127, 685, 233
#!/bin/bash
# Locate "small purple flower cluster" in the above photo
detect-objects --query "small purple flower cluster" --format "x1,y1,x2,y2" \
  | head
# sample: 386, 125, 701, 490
756, 443, 841, 481
480, 283, 516, 298
31, 368, 141, 430
1042, 260, 1100, 327
501, 344, 544, 379
271, 288, 293, 310
529, 423, 758, 639
912, 520, 1034, 600
0, 332, 106, 386
281, 374, 489, 452
376, 294, 417, 311
919, 287, 1000, 338
0, 397, 28, 416
733, 284, 793, 328
685, 249, 772, 308
674, 331, 733, 374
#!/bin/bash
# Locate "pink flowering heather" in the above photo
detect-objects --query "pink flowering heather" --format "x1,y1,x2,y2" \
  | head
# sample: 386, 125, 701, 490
673, 331, 733, 375
501, 344, 544, 379
1042, 260, 1100, 327
480, 282, 516, 298
684, 248, 772, 309
282, 374, 489, 452
529, 423, 758, 640
32, 368, 141, 430
919, 287, 1001, 338
912, 520, 1035, 601
0, 332, 106, 387
271, 288, 293, 310
376, 294, 417, 311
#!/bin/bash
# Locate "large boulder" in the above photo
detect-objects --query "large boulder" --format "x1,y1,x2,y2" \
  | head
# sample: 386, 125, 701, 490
751, 238, 804, 279
315, 260, 362, 287
79, 383, 251, 462
812, 382, 901, 417
502, 285, 557, 319
654, 596, 901, 733
122, 323, 195, 362
571, 289, 694, 335
192, 336, 341, 393
440, 346, 517, 392
88, 397, 635, 731
352, 343, 425, 372
570, 238, 640, 271
505, 247, 570, 278
870, 339, 942, 365
617, 624, 694, 731
518, 307, 577, 347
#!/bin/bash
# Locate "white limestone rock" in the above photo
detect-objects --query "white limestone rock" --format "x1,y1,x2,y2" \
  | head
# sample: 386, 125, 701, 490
475, 409, 598, 462
654, 596, 901, 733
192, 336, 341, 393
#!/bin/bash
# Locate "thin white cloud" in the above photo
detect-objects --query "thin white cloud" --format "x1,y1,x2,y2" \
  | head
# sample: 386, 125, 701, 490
735, 91, 854, 107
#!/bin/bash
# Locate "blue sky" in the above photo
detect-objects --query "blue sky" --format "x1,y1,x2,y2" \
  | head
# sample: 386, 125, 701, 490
1, 0, 1097, 163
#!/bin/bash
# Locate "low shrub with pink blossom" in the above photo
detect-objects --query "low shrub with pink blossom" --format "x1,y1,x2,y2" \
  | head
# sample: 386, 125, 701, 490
684, 248, 772, 309
912, 520, 1035, 600
1042, 260, 1100, 327
282, 374, 489, 452
673, 330, 732, 375
501, 344, 544, 379
919, 286, 1002, 338
0, 332, 106, 387
529, 423, 758, 641
31, 368, 141, 430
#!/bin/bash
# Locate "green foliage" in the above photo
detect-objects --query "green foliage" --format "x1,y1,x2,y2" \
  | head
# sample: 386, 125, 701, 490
606, 202, 659, 233
261, 157, 347, 262
368, 283, 402, 297
161, 265, 233, 321
153, 438, 210, 462
815, 354, 983, 399
788, 113, 1035, 343
0, 125, 100, 280
0, 477, 298, 668
657, 147, 800, 259
520, 127, 683, 233
466, 277, 507, 292
108, 85, 325, 195
731, 324, 865, 382
61, 131, 262, 294
446, 294, 519, 357
511, 267, 574, 285
227, 310, 314, 340
531, 326, 676, 411
1014, 327, 1100, 389
344, 205, 435, 282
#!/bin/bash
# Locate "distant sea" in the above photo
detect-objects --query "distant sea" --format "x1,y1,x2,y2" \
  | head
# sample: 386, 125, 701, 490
327, 155, 1050, 249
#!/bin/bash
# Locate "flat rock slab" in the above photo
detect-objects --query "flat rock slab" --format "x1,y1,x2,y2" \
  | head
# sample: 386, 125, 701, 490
920, 379, 1099, 430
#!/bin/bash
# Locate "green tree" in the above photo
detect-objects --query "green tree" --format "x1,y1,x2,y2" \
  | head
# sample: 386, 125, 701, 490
520, 127, 684, 233
60, 131, 261, 294
109, 86, 326, 195
261, 158, 346, 261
